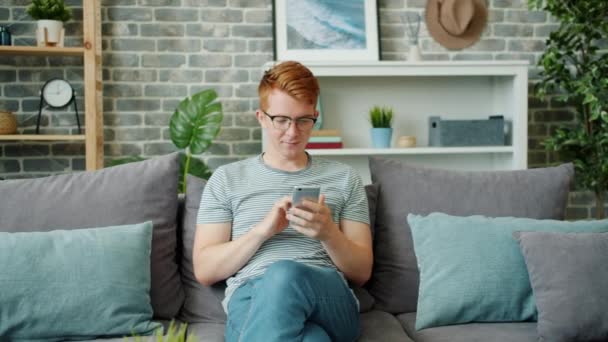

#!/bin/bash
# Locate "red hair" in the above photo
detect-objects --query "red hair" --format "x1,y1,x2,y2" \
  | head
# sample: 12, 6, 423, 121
258, 61, 320, 110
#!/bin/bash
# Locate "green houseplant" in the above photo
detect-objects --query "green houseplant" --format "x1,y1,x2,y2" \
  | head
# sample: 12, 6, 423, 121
109, 89, 223, 194
369, 105, 394, 148
528, 0, 608, 218
27, 0, 72, 21
27, 0, 72, 46
170, 88, 223, 193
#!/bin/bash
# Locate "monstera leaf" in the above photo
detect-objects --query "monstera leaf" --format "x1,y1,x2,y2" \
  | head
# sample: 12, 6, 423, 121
170, 89, 223, 192
170, 89, 223, 155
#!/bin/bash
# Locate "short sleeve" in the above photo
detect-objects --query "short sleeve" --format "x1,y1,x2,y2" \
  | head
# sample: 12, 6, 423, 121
340, 169, 370, 225
196, 167, 232, 224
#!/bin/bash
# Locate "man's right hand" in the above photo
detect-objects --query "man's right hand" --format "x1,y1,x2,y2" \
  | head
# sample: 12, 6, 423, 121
253, 196, 292, 240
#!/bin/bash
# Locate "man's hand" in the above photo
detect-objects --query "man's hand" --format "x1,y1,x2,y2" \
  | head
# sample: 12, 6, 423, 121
253, 196, 292, 240
287, 194, 339, 241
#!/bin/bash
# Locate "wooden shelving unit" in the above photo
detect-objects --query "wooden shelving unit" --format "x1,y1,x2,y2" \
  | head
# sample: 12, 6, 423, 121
0, 0, 103, 171
0, 46, 84, 56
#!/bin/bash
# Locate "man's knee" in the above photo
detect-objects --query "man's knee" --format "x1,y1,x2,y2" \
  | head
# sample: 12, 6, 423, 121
262, 260, 309, 291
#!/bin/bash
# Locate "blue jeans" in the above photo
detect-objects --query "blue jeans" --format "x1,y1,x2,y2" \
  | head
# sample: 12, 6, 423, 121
225, 260, 360, 342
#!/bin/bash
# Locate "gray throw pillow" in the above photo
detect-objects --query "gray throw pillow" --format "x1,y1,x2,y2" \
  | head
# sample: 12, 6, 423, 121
0, 153, 183, 319
178, 174, 228, 323
367, 157, 574, 314
514, 231, 608, 342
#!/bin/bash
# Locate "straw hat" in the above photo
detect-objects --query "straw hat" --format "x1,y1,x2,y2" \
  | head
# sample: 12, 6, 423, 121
426, 0, 488, 50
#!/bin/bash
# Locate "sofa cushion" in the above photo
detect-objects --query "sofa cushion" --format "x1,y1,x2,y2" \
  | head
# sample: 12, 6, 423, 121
367, 158, 574, 314
358, 310, 414, 342
178, 174, 228, 324
0, 222, 160, 340
365, 183, 379, 238
514, 231, 608, 342
185, 311, 414, 342
186, 323, 226, 342
0, 153, 183, 319
408, 212, 608, 329
397, 312, 537, 342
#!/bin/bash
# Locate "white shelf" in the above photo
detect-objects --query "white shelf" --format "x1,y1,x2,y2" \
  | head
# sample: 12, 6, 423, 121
308, 146, 514, 156
262, 61, 529, 182
300, 60, 529, 77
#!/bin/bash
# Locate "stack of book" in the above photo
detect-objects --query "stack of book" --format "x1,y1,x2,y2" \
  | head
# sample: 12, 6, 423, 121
306, 129, 343, 149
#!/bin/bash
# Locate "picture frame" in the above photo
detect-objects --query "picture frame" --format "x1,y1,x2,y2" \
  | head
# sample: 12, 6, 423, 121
272, 0, 380, 62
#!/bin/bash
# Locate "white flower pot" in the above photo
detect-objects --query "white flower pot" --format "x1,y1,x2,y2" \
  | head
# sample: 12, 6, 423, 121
37, 20, 64, 46
408, 44, 422, 62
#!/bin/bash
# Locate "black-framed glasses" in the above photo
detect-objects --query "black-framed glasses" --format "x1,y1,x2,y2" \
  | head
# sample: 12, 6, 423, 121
262, 110, 317, 131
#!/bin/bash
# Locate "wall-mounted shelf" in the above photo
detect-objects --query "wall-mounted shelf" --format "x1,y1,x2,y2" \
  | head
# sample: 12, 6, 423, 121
307, 146, 514, 156
264, 61, 529, 183
0, 134, 85, 141
0, 46, 85, 56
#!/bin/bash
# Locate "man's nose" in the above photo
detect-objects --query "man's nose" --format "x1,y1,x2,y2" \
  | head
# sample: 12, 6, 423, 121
286, 121, 300, 135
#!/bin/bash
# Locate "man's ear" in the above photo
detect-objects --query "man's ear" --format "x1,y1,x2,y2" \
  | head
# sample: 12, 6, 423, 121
256, 110, 267, 127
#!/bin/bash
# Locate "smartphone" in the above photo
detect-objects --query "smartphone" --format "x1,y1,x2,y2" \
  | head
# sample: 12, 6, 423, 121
292, 186, 321, 211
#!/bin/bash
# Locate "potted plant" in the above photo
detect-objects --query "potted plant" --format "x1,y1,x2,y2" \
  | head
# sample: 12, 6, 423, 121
528, 0, 608, 218
108, 89, 224, 194
27, 0, 72, 47
369, 105, 394, 148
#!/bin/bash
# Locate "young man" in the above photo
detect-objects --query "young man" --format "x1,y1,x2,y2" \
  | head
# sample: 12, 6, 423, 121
193, 61, 373, 342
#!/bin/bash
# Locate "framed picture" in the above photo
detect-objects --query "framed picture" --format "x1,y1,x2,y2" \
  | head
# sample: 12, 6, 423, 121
273, 0, 380, 62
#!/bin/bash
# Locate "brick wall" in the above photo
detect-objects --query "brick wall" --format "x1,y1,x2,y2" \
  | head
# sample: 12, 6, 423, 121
0, 0, 601, 217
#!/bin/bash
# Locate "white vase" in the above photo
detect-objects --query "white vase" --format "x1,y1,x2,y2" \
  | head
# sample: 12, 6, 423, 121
408, 43, 422, 62
37, 20, 63, 45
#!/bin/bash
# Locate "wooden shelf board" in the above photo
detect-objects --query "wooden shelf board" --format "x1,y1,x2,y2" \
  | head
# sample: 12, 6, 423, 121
307, 146, 514, 156
0, 46, 85, 56
0, 134, 85, 141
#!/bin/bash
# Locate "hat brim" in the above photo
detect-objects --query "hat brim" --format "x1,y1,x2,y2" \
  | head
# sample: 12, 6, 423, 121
426, 0, 488, 50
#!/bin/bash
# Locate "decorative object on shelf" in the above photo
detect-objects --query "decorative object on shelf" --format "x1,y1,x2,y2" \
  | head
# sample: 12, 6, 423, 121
307, 129, 343, 149
0, 110, 18, 134
405, 13, 422, 61
27, 0, 72, 47
397, 135, 416, 148
0, 26, 12, 46
273, 0, 380, 62
429, 115, 505, 147
529, 0, 608, 219
313, 95, 323, 130
36, 78, 80, 134
170, 88, 224, 193
425, 0, 487, 50
369, 105, 393, 148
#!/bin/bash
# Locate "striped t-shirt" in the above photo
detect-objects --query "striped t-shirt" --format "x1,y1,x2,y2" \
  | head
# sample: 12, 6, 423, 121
196, 153, 370, 312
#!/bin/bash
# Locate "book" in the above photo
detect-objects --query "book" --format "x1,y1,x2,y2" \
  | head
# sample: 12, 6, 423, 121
309, 136, 342, 143
311, 129, 341, 137
306, 142, 343, 149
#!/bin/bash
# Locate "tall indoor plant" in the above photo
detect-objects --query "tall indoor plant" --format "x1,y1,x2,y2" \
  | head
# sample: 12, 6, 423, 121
170, 88, 223, 193
108, 89, 223, 193
27, 0, 72, 46
528, 0, 608, 218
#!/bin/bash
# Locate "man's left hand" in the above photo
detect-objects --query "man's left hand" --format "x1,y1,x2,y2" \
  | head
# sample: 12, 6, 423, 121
287, 194, 338, 241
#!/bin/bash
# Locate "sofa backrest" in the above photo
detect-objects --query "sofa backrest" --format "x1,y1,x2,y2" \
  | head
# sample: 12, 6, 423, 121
0, 153, 184, 319
366, 157, 574, 314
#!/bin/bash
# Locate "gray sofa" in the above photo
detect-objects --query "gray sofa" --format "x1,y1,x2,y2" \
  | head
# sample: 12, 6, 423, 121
0, 153, 576, 341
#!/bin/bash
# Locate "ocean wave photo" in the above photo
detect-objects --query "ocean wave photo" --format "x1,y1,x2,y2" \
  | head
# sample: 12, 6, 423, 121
286, 0, 367, 50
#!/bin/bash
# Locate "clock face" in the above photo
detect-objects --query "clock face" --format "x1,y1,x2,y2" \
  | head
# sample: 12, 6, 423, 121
42, 79, 73, 108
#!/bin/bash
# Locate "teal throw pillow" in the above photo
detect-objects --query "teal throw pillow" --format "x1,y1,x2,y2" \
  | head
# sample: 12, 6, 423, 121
408, 212, 608, 330
0, 222, 161, 341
